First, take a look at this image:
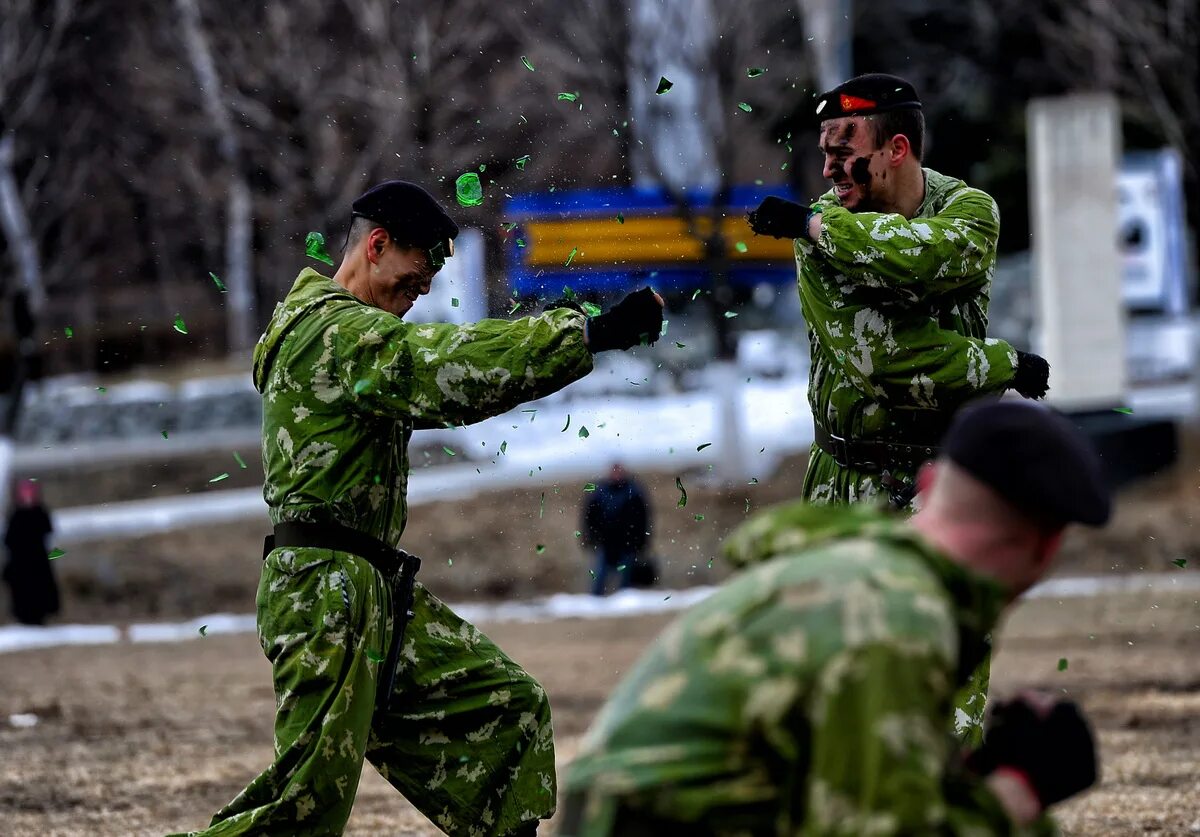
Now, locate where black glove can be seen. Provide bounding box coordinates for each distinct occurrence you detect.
[965,697,1097,807]
[747,196,812,240]
[542,297,584,315]
[585,287,664,353]
[1011,350,1050,400]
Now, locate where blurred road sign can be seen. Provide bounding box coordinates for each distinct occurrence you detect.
[1119,149,1189,315]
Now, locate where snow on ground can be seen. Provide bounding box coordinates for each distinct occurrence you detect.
[49,377,812,543]
[3,572,1196,656]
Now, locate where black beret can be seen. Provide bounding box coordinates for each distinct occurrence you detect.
[351,180,459,263]
[943,399,1111,527]
[815,73,922,119]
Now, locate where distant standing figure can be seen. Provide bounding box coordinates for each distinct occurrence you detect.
[3,479,60,626]
[583,464,651,596]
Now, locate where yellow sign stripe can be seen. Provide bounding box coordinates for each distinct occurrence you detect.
[522,215,795,267]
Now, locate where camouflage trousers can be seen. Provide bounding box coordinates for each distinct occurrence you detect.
[803,444,992,746]
[801,444,918,508]
[176,547,556,836]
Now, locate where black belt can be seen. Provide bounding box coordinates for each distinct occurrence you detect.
[813,424,939,473]
[264,521,421,716]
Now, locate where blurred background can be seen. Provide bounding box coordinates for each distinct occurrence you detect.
[0,1,1197,834]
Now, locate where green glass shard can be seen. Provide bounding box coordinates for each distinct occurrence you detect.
[209,271,227,292]
[198,625,208,636]
[304,231,335,265]
[173,314,188,334]
[455,172,484,207]
[1113,407,1134,414]
[539,491,545,518]
[578,426,590,438]
[96,386,107,393]
[737,102,753,112]
[747,67,767,77]
[724,311,738,318]
[442,446,456,456]
[64,326,73,338]
[515,154,531,170]
[748,477,759,485]
[501,222,518,232]
[161,430,169,439]
[616,213,624,224]
[581,301,601,317]
[557,92,579,102]
[536,544,546,554]
[521,55,535,71]
[697,442,711,451]
[561,414,571,432]
[509,300,521,315]
[691,289,702,301]
[565,246,578,266]
[451,297,460,307]
[516,238,526,248]
[233,451,247,469]
[1173,558,1187,568]
[499,441,507,454]
[675,476,688,507]
[735,241,748,253]
[674,341,686,349]
[48,548,66,560]
[209,472,229,483]
[656,76,673,94]
[353,379,370,394]
[583,482,597,492]
[694,514,705,521]
[1057,658,1068,671]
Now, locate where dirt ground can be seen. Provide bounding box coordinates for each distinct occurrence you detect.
[16,429,1200,625]
[1,589,1197,836]
[4,429,1198,833]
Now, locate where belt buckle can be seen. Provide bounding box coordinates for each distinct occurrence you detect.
[828,431,850,468]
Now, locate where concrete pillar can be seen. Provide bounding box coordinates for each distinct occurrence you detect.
[1027,94,1126,410]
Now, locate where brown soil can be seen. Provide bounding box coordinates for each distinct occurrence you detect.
[15,427,1200,626]
[1,590,1197,835]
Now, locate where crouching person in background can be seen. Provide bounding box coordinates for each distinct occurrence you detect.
[561,399,1109,836]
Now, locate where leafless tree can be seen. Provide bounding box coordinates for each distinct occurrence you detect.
[174,0,256,352]
[0,0,78,315]
[1038,0,1200,179]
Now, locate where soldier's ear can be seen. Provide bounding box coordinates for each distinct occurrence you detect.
[889,133,912,166]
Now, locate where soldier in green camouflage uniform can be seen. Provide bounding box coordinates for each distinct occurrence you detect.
[750,74,1050,507]
[172,181,663,837]
[561,400,1110,836]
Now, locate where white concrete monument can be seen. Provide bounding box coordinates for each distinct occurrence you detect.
[1027,94,1127,410]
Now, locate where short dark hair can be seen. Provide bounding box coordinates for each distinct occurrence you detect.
[868,109,925,161]
[345,215,376,251]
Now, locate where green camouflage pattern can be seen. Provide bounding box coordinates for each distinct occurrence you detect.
[177,268,593,836]
[255,268,593,547]
[563,502,1050,836]
[798,169,1019,505]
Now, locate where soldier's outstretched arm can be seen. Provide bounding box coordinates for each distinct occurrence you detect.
[808,187,999,302]
[330,288,662,429]
[801,297,1018,405]
[796,642,1026,835]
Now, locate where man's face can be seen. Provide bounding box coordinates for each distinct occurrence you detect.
[818,116,890,212]
[367,232,436,318]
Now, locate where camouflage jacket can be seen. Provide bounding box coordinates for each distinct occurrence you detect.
[564,502,1041,836]
[251,268,593,547]
[799,168,1018,445]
